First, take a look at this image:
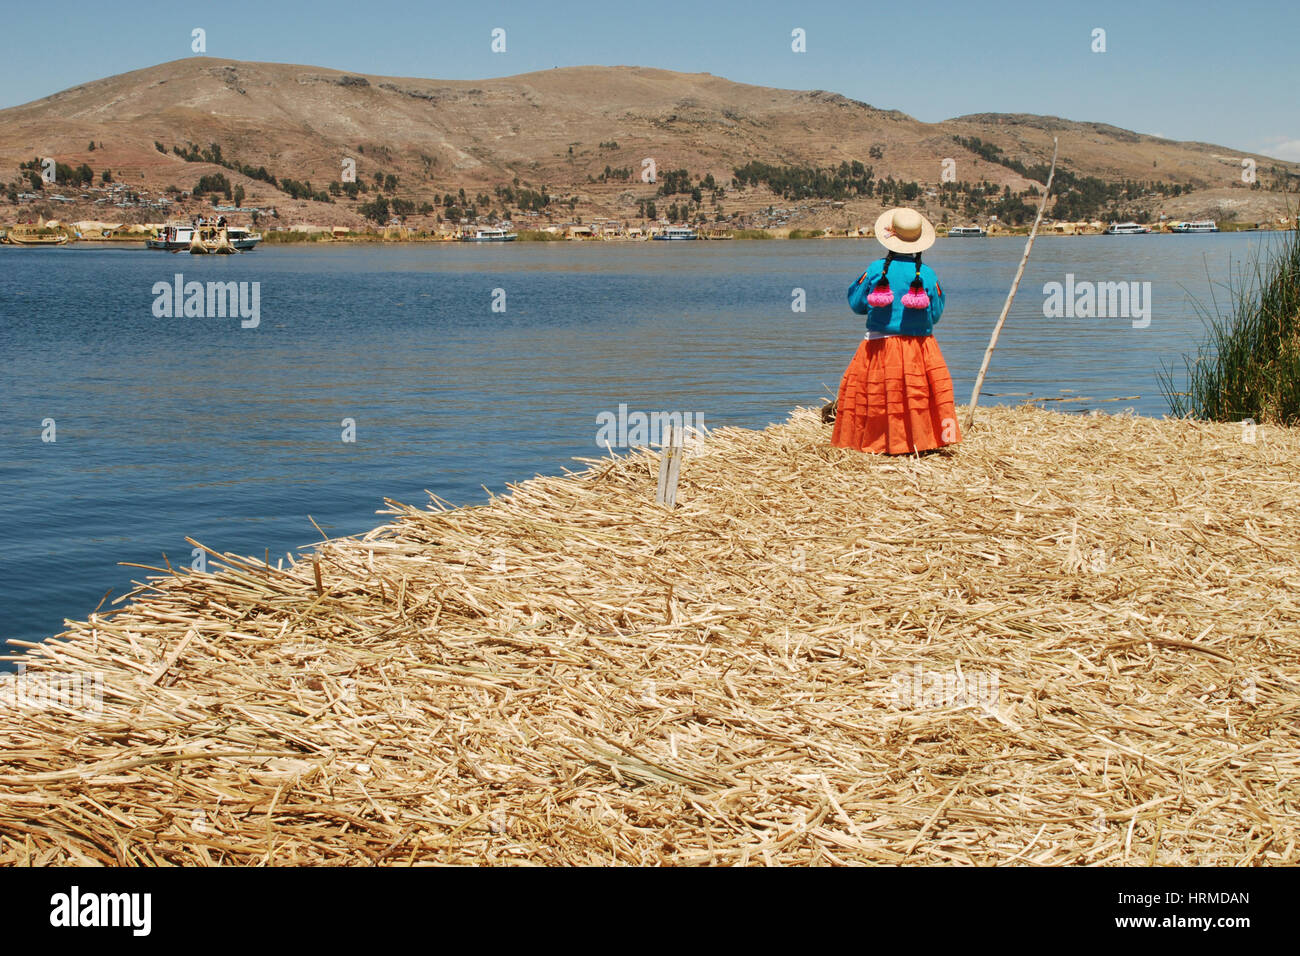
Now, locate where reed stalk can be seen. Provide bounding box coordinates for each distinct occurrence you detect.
[1160,221,1300,423]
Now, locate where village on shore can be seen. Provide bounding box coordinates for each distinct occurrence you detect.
[6,211,1294,246]
[3,173,1294,246]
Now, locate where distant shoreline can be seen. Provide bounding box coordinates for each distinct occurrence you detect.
[6,225,1284,250]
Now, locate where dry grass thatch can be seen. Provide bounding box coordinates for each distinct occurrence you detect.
[2,404,1298,865]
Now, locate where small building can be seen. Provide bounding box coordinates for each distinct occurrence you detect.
[589,218,624,237]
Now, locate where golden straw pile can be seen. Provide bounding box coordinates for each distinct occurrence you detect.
[2,405,1298,865]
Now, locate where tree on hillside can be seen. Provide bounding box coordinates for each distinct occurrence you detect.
[195,173,233,199]
[359,196,390,223]
[656,169,692,196]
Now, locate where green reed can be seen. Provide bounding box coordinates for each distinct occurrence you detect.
[1160,223,1300,424]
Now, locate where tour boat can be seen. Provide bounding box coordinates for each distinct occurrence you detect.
[653,226,699,240]
[1105,222,1150,235]
[226,226,263,250]
[150,222,259,251]
[947,226,986,237]
[1169,220,1219,233]
[147,223,193,250]
[460,227,517,242]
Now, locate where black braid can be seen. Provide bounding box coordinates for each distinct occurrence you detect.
[911,252,924,289]
[876,251,896,286]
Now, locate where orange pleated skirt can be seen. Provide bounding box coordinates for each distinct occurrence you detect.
[831,335,962,454]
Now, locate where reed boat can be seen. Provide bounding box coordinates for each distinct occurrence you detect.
[189,224,237,254]
[4,224,71,245]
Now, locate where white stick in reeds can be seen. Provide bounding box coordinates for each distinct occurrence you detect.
[655,424,683,507]
[965,137,1060,431]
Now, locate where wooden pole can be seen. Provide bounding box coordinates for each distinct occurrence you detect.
[965,137,1059,431]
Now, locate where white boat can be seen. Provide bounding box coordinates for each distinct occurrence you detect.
[1169,220,1219,233]
[226,226,263,250]
[1105,222,1150,235]
[149,220,260,251]
[460,227,517,242]
[947,226,986,237]
[147,223,193,250]
[653,226,698,240]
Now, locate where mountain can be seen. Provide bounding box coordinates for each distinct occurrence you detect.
[3,57,1296,230]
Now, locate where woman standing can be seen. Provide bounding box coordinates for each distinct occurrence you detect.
[831,207,962,454]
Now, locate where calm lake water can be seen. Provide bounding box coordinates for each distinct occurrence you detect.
[0,234,1277,649]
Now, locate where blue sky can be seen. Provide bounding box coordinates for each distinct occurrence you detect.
[3,0,1297,159]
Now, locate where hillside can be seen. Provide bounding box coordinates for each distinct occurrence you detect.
[3,58,1296,231]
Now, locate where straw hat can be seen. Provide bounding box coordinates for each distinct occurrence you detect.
[873,207,936,254]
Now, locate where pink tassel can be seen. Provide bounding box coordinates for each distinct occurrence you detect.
[866,286,894,307]
[901,290,930,309]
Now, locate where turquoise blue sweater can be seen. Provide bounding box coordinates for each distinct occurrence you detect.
[847,255,945,336]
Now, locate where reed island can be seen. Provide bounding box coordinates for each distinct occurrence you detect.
[2,401,1297,865]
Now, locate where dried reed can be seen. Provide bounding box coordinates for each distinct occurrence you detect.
[1,404,1297,866]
